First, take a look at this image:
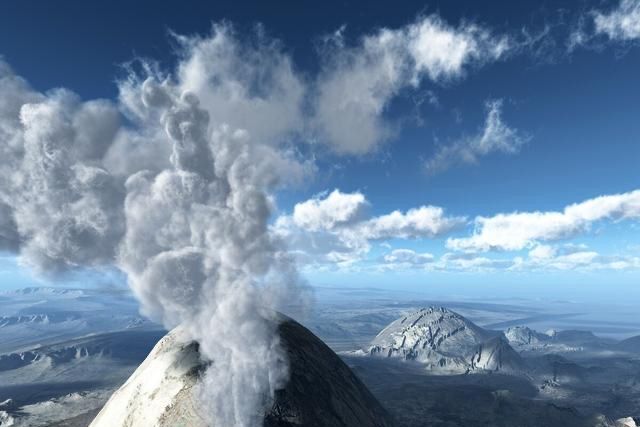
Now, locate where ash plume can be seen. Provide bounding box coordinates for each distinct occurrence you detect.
[119,79,310,425]
[0,24,311,427]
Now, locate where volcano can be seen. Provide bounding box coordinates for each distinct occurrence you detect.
[90,316,393,427]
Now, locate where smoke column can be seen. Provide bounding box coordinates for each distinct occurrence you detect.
[119,80,309,426]
[0,25,311,426]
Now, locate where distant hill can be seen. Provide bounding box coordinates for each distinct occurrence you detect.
[366,306,525,373]
[616,335,640,353]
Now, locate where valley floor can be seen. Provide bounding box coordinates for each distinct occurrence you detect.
[1,286,640,426]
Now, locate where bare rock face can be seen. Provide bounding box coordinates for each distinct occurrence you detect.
[469,335,526,372]
[90,317,393,427]
[504,326,550,347]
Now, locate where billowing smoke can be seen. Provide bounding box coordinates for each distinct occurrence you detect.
[119,79,310,425]
[0,24,311,426]
[0,61,124,273]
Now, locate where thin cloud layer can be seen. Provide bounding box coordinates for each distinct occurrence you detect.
[382,249,435,269]
[512,243,640,271]
[447,189,640,252]
[379,244,640,273]
[424,100,529,174]
[568,0,640,50]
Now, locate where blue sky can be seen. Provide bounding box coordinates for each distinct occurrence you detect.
[0,0,639,301]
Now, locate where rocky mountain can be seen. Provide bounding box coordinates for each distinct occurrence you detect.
[469,335,526,372]
[505,326,551,347]
[366,306,524,373]
[90,316,393,427]
[505,325,615,355]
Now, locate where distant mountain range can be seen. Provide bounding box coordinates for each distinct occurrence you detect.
[504,325,619,355]
[364,306,640,377]
[2,289,640,427]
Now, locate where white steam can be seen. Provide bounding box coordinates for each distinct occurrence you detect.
[0,24,310,427]
[119,81,308,426]
[0,62,124,273]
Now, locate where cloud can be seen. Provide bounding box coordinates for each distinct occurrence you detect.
[447,189,640,252]
[379,243,640,273]
[594,0,640,41]
[568,0,640,50]
[381,249,435,269]
[435,252,513,272]
[360,206,464,239]
[528,243,558,260]
[0,62,125,274]
[275,189,464,267]
[314,15,511,154]
[515,243,640,271]
[292,189,369,231]
[173,24,307,145]
[424,99,529,174]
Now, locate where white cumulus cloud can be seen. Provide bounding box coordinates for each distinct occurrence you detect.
[360,206,463,239]
[292,189,369,231]
[274,189,464,267]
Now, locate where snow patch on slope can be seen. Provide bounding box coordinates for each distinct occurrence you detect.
[90,327,205,427]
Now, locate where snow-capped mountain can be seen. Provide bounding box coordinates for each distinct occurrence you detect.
[367,306,523,373]
[91,316,393,427]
